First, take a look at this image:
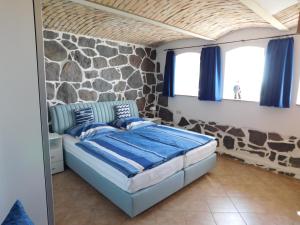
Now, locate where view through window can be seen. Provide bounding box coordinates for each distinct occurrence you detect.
[174,52,200,96]
[223,46,265,102]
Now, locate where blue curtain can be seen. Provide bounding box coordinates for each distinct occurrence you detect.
[198,46,222,101]
[163,51,175,97]
[260,37,294,108]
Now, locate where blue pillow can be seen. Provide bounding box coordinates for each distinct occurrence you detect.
[65,122,106,137]
[74,107,94,126]
[114,104,131,119]
[2,200,34,225]
[109,117,144,129]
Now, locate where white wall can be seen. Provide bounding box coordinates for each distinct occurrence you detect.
[0,0,49,224]
[157,28,300,137]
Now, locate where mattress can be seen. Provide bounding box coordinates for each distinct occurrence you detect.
[184,140,217,168]
[63,135,184,193]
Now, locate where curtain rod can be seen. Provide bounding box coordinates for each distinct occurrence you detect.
[164,33,299,51]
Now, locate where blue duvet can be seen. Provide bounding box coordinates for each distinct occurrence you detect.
[75,123,214,177]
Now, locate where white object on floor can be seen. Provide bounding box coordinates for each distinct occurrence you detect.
[49,133,64,174]
[63,134,184,193]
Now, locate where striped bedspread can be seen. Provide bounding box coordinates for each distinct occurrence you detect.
[76,124,214,177]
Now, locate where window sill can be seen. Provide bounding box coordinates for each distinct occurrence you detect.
[170,96,300,107]
[173,95,259,103]
[174,94,198,97]
[222,98,259,103]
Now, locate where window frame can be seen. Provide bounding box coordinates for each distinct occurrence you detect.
[173,51,201,97]
[171,41,271,103]
[296,92,300,106]
[222,43,267,103]
[296,81,300,105]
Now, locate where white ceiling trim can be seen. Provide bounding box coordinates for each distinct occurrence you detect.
[69,0,215,41]
[255,0,297,15]
[239,0,288,30]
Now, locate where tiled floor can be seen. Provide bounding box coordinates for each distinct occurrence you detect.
[53,155,300,225]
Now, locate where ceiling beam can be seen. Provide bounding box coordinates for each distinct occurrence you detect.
[69,0,215,41]
[239,0,288,30]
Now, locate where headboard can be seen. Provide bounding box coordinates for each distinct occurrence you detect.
[49,100,139,134]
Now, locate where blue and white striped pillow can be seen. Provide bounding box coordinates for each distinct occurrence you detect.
[114,104,132,119]
[74,107,94,126]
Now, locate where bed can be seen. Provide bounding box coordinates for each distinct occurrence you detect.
[50,100,217,217]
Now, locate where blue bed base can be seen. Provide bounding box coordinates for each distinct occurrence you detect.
[65,150,216,217]
[184,154,217,186]
[50,100,217,217]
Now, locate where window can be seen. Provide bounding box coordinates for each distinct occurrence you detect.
[174,52,200,96]
[223,46,265,102]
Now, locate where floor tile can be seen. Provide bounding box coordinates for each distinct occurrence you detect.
[213,213,246,225]
[53,155,300,225]
[230,197,270,213]
[240,213,278,225]
[185,212,216,225]
[155,211,186,225]
[91,209,127,225]
[206,197,237,212]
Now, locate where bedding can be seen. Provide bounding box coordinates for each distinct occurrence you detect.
[109,117,148,129]
[114,104,131,119]
[112,118,217,168]
[128,122,215,153]
[65,122,108,138]
[73,122,214,177]
[74,107,94,125]
[75,125,182,177]
[63,134,184,193]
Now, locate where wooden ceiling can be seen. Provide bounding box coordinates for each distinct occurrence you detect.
[42,0,299,46]
[275,4,300,29]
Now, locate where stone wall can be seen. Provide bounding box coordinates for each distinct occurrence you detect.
[164,115,300,178]
[44,29,163,118]
[154,74,300,178]
[42,30,300,179]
